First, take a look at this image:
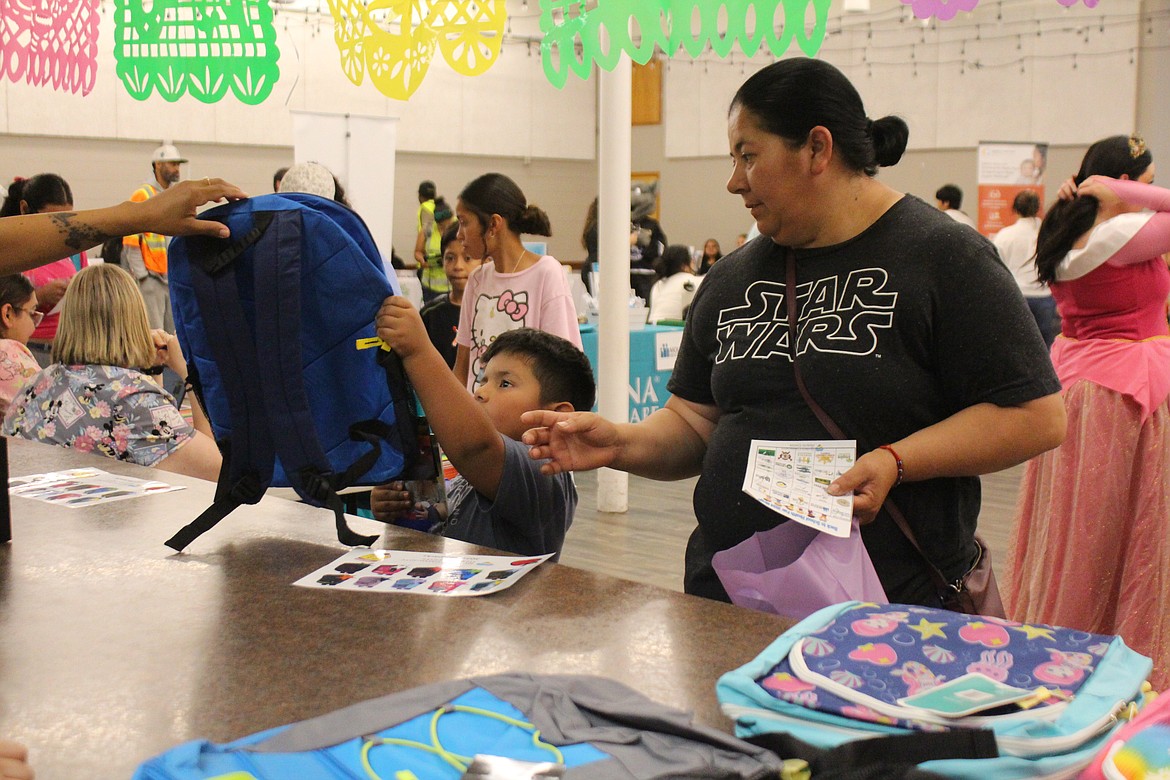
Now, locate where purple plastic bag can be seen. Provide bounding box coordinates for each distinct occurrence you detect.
[712,520,887,621]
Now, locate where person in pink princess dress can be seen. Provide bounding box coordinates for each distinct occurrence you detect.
[1007,135,1170,687]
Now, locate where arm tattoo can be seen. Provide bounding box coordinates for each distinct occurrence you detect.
[51,212,109,252]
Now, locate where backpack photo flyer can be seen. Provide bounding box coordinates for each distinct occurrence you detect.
[294,549,554,597]
[741,440,856,537]
[8,468,183,509]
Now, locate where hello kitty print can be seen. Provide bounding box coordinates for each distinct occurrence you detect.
[757,602,1117,730]
[468,289,530,386]
[456,257,583,393]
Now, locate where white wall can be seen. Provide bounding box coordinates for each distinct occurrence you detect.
[0,133,599,265]
[0,1,594,157]
[665,0,1142,157]
[2,0,1165,263]
[1137,0,1170,153]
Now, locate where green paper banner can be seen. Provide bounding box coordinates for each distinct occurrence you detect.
[540,0,831,88]
[114,0,279,103]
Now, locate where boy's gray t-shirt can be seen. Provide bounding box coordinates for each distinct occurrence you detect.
[439,435,576,558]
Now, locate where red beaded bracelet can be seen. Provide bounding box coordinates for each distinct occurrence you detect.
[878,444,904,486]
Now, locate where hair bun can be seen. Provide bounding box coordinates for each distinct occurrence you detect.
[871,116,909,168]
[516,204,552,237]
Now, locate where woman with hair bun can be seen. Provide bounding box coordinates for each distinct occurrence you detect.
[453,173,581,392]
[523,58,1065,606]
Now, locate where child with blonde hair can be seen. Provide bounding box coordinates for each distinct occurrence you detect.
[3,264,221,480]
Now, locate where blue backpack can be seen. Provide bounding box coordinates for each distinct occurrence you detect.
[166,192,422,551]
[718,601,1152,780]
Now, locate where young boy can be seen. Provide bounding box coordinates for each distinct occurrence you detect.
[420,225,481,368]
[371,299,595,558]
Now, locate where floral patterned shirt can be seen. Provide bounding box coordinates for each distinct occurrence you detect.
[2,364,193,467]
[0,340,41,407]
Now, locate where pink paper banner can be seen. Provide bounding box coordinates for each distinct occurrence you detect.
[902,0,1096,20]
[0,0,100,95]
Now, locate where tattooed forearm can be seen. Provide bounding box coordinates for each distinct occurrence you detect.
[51,212,109,252]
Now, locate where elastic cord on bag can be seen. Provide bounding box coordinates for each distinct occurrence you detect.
[359,703,565,779]
[878,444,904,487]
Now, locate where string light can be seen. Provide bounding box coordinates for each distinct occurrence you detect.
[253,0,1170,86]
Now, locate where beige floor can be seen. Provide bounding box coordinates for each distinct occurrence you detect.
[560,464,1024,594]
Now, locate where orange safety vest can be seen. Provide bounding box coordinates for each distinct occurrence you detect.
[123,184,168,275]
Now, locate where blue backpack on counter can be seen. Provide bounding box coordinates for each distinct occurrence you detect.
[166,192,420,551]
[132,673,785,779]
[717,601,1152,780]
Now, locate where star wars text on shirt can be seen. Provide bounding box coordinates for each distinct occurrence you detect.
[714,270,898,364]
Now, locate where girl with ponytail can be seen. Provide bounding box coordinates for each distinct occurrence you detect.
[453,173,581,391]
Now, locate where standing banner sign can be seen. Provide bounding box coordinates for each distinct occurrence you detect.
[977,142,1048,237]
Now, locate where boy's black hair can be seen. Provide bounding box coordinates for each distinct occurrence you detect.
[481,328,595,413]
[440,223,460,256]
[935,184,963,210]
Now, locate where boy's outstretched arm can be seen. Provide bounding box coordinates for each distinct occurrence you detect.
[376,296,505,499]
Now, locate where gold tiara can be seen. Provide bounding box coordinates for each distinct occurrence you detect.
[1129,135,1147,159]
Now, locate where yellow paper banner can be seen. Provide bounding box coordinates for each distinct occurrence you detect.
[325,0,505,100]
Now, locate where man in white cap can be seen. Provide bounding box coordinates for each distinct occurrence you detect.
[122,142,188,331]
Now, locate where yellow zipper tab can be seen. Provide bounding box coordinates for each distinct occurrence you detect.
[356,337,391,351]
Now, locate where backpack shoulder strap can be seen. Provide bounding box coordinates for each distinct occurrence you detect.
[165,211,281,551]
[167,205,379,550]
[246,205,377,546]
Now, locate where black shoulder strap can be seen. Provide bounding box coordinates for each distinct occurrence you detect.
[744,728,998,780]
[167,208,379,550]
[784,249,955,598]
[166,215,278,551]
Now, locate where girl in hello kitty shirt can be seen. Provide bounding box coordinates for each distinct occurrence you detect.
[453,173,582,392]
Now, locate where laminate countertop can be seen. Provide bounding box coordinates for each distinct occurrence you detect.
[0,438,792,777]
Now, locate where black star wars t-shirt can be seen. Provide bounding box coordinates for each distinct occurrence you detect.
[668,195,1060,604]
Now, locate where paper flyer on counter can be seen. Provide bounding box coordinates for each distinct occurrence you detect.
[742,440,857,537]
[8,467,184,508]
[294,549,554,596]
